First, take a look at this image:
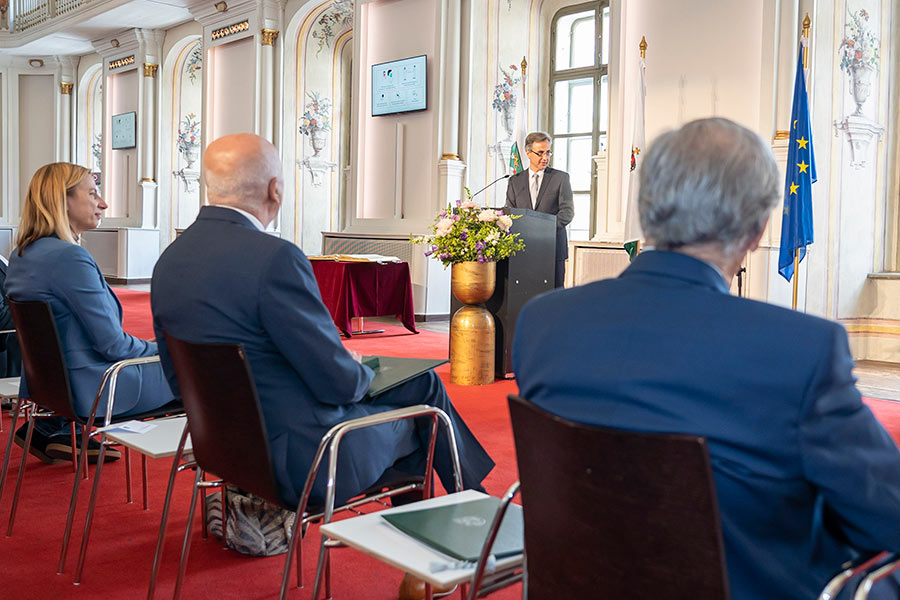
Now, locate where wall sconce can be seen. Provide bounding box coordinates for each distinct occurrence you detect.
[214,1,227,12]
[110,38,120,48]
[28,59,43,68]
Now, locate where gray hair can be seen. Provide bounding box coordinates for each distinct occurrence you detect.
[525,131,551,152]
[638,118,780,259]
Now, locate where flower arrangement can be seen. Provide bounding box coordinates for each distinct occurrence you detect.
[839,8,879,75]
[492,64,520,114]
[176,113,201,156]
[299,92,332,136]
[411,190,525,268]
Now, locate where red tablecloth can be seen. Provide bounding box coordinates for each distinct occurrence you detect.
[311,260,418,337]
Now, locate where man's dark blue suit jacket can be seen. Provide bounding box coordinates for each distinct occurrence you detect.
[513,250,900,600]
[151,206,422,506]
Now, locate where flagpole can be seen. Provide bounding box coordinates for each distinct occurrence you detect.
[637,37,647,256]
[792,14,811,310]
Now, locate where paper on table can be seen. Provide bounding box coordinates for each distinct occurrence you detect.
[96,420,157,434]
[307,254,401,264]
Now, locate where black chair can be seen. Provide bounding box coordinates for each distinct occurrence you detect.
[157,333,463,600]
[506,394,730,599]
[0,299,180,582]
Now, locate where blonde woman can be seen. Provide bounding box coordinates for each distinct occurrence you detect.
[5,163,173,463]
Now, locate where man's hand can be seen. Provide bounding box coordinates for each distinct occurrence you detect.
[348,349,363,363]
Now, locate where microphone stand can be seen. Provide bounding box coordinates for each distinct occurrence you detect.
[469,174,511,201]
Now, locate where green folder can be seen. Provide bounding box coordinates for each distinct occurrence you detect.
[382,497,524,562]
[363,356,448,397]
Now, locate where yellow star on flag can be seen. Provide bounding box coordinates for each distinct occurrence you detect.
[797,137,808,150]
[789,182,799,195]
[797,161,809,174]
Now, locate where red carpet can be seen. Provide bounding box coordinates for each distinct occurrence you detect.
[0,289,521,599]
[5,289,900,599]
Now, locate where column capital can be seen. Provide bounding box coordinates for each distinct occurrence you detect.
[261,28,279,46]
[143,62,159,77]
[60,82,73,94]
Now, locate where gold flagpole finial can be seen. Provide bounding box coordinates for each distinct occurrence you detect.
[520,57,527,82]
[802,14,811,69]
[639,36,647,59]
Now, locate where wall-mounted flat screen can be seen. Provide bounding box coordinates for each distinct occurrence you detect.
[111,112,137,149]
[372,55,427,117]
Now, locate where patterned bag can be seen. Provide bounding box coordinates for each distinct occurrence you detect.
[205,485,296,557]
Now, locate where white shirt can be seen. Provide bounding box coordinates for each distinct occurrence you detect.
[218,205,266,232]
[529,168,544,210]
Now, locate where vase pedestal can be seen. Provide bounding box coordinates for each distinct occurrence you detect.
[449,262,496,386]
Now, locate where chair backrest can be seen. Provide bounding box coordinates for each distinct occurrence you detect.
[163,332,282,506]
[507,394,730,599]
[8,299,77,421]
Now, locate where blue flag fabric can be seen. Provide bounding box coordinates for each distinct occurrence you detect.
[778,46,817,282]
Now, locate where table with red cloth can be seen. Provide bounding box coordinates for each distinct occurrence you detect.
[310,260,418,337]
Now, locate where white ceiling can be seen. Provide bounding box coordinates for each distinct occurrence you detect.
[0,0,200,56]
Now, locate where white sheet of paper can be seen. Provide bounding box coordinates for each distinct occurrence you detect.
[96,420,157,434]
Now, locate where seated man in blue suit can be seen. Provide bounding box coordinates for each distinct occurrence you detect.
[513,118,900,599]
[151,133,493,515]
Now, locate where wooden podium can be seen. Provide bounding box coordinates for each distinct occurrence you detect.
[450,208,556,378]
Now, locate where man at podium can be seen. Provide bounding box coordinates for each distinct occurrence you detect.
[504,131,573,288]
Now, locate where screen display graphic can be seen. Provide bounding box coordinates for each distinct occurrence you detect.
[372,55,427,117]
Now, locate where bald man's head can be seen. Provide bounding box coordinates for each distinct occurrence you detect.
[203,133,283,224]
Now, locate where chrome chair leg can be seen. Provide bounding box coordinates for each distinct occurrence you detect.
[173,468,203,600]
[200,471,208,540]
[125,446,133,504]
[279,508,307,598]
[69,422,78,473]
[311,535,330,600]
[142,454,149,510]
[7,408,36,536]
[147,426,190,600]
[0,397,25,507]
[74,433,110,584]
[59,423,94,574]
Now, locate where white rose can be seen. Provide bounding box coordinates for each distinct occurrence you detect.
[477,209,498,222]
[460,201,478,209]
[498,215,513,231]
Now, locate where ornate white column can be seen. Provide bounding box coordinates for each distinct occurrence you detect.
[139,61,159,227]
[141,62,158,181]
[259,28,279,142]
[56,55,78,162]
[59,82,73,162]
[135,28,164,228]
[440,0,461,161]
[438,0,464,210]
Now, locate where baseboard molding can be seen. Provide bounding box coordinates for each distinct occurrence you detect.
[105,277,152,285]
[416,313,449,322]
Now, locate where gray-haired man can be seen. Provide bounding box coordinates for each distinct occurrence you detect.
[513,118,900,599]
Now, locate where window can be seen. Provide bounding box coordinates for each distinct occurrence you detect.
[550,1,609,241]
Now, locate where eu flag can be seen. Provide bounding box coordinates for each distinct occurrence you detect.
[778,46,817,282]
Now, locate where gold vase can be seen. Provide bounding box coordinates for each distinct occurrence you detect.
[450,261,496,385]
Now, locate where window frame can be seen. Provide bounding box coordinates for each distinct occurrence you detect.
[549,0,610,241]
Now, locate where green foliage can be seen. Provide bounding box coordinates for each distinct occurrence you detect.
[411,189,525,268]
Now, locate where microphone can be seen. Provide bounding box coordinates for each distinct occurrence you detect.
[469,174,511,200]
